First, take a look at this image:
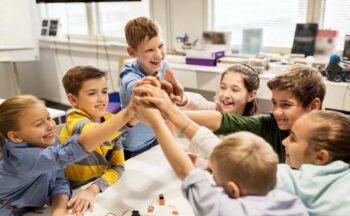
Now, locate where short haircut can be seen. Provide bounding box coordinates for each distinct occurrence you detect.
[210,131,278,195]
[62,66,106,96]
[0,95,42,139]
[304,110,350,163]
[124,16,160,50]
[267,64,326,108]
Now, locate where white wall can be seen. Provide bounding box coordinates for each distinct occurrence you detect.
[0,0,207,104]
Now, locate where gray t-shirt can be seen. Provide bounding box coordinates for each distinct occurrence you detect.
[182,169,308,216]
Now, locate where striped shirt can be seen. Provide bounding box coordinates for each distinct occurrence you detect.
[59,109,125,192]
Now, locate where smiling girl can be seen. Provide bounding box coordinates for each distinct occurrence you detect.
[177,64,260,116]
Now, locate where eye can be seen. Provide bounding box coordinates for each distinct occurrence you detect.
[289,135,296,142]
[281,103,292,108]
[88,92,95,96]
[47,116,52,121]
[159,44,164,49]
[35,122,43,127]
[102,90,108,94]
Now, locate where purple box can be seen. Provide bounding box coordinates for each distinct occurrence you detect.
[186,58,217,66]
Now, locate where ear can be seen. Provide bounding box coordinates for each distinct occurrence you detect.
[314,149,331,165]
[67,93,78,108]
[127,46,136,57]
[226,180,241,198]
[308,98,321,111]
[7,131,23,143]
[248,90,257,102]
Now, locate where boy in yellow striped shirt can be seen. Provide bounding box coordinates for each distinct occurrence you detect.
[60,66,128,215]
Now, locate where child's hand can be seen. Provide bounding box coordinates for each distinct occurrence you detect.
[163,68,184,102]
[68,185,99,216]
[133,96,163,126]
[133,84,175,116]
[135,76,161,88]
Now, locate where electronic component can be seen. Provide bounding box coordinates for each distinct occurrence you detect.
[159,194,165,205]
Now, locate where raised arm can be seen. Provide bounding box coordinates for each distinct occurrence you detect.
[132,99,194,180]
[78,103,134,152]
[183,110,222,131]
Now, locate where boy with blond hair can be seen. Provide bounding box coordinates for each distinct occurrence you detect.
[120,16,183,159]
[60,66,130,215]
[129,87,307,215]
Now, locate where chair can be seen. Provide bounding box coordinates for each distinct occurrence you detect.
[107,92,121,114]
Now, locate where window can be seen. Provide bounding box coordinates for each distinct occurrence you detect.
[96,0,150,37]
[320,0,350,50]
[39,3,88,35]
[212,0,308,48]
[38,1,150,39]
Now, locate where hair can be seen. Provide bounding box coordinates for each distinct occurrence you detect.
[62,66,107,96]
[267,64,326,108]
[220,64,260,116]
[124,16,160,50]
[305,111,350,163]
[210,131,278,196]
[0,95,42,139]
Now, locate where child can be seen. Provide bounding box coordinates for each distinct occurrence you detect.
[277,110,350,215]
[130,93,308,216]
[177,64,260,116]
[120,16,182,159]
[0,95,134,216]
[182,64,326,162]
[60,66,127,215]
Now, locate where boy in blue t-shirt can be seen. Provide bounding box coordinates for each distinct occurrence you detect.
[120,16,182,159]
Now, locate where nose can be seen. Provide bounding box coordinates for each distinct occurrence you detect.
[155,48,162,60]
[282,137,288,147]
[273,106,283,117]
[223,89,231,98]
[47,119,56,131]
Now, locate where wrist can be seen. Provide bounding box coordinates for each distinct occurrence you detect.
[87,184,100,196]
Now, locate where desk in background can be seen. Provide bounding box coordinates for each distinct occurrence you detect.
[26,145,194,216]
[170,62,350,112]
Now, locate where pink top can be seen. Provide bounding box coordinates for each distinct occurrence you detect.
[178,92,220,111]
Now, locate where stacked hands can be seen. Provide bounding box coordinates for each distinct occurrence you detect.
[131,68,208,169]
[131,68,184,124]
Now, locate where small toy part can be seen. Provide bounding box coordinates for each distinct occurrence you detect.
[172,210,179,215]
[131,210,140,216]
[147,205,154,213]
[159,194,165,205]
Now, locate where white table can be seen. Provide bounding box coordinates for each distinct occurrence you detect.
[26,145,195,216]
[0,98,66,123]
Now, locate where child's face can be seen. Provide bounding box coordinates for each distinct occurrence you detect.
[282,115,317,168]
[129,35,166,75]
[217,72,254,115]
[72,77,109,122]
[271,89,310,130]
[15,102,56,147]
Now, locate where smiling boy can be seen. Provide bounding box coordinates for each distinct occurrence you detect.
[119,17,169,159]
[185,64,326,162]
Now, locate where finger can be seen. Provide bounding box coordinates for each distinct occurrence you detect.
[72,199,82,214]
[161,80,174,95]
[68,197,76,208]
[74,201,84,215]
[80,201,90,215]
[141,77,161,88]
[90,200,94,212]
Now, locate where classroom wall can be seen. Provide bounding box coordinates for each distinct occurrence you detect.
[0,0,207,104]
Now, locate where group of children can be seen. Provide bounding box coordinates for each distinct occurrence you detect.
[0,16,349,216]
